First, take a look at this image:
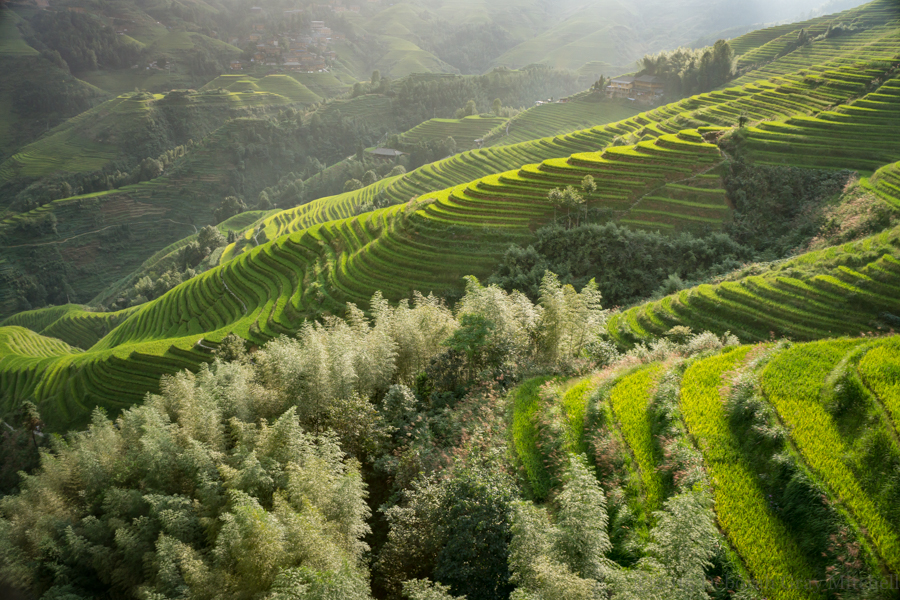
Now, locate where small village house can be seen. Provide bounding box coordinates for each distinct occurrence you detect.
[606,76,635,99]
[633,75,664,104]
[366,148,407,160]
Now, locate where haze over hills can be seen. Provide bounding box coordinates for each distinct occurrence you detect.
[1,0,900,599]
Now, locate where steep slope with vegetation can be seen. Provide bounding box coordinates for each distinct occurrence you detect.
[3,284,899,598]
[1,1,900,431]
[4,3,900,599]
[0,66,586,318]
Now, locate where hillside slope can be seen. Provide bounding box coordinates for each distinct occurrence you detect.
[224,15,900,259]
[2,122,899,429]
[1,2,899,431]
[514,336,900,598]
[0,86,313,206]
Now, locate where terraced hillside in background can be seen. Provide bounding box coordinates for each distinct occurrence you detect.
[1,1,900,431]
[213,0,898,261]
[197,73,323,104]
[0,115,303,315]
[486,98,642,146]
[0,86,314,200]
[0,14,108,163]
[732,0,899,73]
[515,335,900,599]
[226,28,900,259]
[2,125,899,430]
[4,0,895,310]
[399,116,505,150]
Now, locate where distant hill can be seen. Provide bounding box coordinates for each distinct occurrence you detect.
[488,0,873,72]
[0,66,585,316]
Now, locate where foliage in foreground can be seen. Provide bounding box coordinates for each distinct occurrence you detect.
[0,271,611,599]
[507,456,720,600]
[0,366,372,600]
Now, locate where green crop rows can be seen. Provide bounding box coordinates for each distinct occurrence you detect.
[0,326,81,361]
[0,85,305,187]
[608,224,900,345]
[487,99,642,147]
[733,0,900,84]
[515,336,900,597]
[200,73,321,104]
[761,339,900,571]
[858,337,900,431]
[681,347,818,600]
[608,364,665,511]
[0,9,39,56]
[862,160,900,208]
[511,376,554,498]
[0,304,140,350]
[400,115,505,149]
[742,76,900,172]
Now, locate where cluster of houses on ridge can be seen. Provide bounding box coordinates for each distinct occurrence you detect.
[230,15,341,73]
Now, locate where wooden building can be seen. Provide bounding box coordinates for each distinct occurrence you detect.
[606,76,635,99]
[633,75,664,104]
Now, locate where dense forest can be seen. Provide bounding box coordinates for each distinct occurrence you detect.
[24,12,145,73]
[636,40,736,99]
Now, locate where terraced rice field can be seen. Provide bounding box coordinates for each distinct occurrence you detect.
[732,0,900,76]
[680,347,818,600]
[5,117,895,431]
[399,116,504,150]
[733,36,900,92]
[510,376,555,499]
[316,94,393,122]
[0,304,84,334]
[858,336,900,432]
[742,76,900,172]
[200,74,321,104]
[230,42,900,253]
[35,307,139,350]
[0,94,129,183]
[620,170,730,232]
[0,9,38,56]
[4,0,900,434]
[608,364,666,511]
[524,333,900,597]
[0,87,300,186]
[862,159,900,208]
[607,225,900,345]
[288,72,350,98]
[728,17,832,57]
[0,115,292,307]
[761,339,900,571]
[0,326,80,361]
[487,99,642,147]
[12,72,900,424]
